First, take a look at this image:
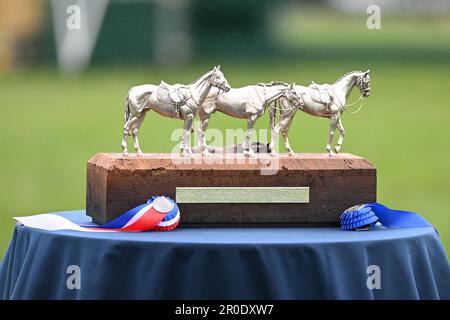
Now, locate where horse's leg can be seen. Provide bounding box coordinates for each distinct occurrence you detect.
[181,112,194,157]
[326,115,339,157]
[122,116,138,156]
[270,112,293,156]
[121,123,130,156]
[198,110,211,156]
[269,121,281,156]
[244,114,257,157]
[131,111,147,156]
[281,114,295,156]
[334,118,345,153]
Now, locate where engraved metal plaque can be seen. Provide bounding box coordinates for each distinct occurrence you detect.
[176,187,310,204]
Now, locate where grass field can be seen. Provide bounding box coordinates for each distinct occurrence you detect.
[273,8,450,53]
[0,59,449,258]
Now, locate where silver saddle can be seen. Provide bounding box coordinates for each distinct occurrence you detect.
[309,81,333,106]
[157,81,191,105]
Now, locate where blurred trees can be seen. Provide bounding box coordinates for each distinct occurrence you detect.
[0,0,44,71]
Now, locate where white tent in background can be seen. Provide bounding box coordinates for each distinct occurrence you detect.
[51,0,110,73]
[50,0,192,73]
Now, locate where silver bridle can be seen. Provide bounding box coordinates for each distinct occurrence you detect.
[356,75,371,97]
[210,72,230,93]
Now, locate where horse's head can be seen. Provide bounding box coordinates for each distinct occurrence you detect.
[209,65,231,92]
[285,83,304,107]
[356,70,371,97]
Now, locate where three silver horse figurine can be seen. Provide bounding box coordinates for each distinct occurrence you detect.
[122,66,371,157]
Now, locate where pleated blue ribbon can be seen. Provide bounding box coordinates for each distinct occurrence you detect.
[340,202,436,234]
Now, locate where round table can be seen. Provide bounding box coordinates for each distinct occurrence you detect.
[1,210,449,299]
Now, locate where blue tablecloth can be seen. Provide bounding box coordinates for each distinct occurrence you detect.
[1,210,449,300]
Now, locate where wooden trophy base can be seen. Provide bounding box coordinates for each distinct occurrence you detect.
[86,153,376,226]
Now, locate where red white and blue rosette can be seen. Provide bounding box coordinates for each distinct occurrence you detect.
[89,196,180,232]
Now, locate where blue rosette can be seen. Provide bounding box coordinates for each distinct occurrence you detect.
[340,204,378,231]
[340,202,435,233]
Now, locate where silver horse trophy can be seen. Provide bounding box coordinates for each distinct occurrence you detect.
[269,70,371,156]
[122,66,231,156]
[197,81,304,156]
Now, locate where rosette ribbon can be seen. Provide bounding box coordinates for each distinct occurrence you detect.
[13,196,180,232]
[88,196,180,232]
[340,202,436,234]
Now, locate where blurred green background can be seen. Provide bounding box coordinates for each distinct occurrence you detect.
[0,0,449,258]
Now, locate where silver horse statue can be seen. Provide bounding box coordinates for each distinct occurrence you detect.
[198,81,304,156]
[269,70,371,156]
[122,66,231,156]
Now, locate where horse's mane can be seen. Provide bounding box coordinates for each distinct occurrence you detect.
[334,70,363,84]
[187,69,214,86]
[199,69,214,82]
[257,81,289,87]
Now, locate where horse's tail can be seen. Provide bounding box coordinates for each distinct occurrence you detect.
[124,93,131,125]
[269,99,277,131]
